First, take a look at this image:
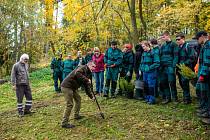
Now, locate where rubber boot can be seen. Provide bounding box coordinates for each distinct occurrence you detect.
[148,87,156,104]
[169,82,178,101]
[111,81,117,98]
[161,87,171,104]
[134,89,144,100]
[104,79,110,97]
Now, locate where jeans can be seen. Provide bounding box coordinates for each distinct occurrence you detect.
[94,71,104,94]
[143,71,157,96]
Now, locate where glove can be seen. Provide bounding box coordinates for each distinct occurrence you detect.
[144,66,150,72]
[110,64,116,68]
[51,69,54,74]
[194,63,199,74]
[199,75,205,82]
[126,71,131,76]
[88,79,91,84]
[139,70,142,76]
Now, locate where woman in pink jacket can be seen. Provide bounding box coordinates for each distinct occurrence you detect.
[92,47,105,96]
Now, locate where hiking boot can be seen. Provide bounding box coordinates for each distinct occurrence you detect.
[197,112,210,118]
[196,108,207,114]
[55,90,60,93]
[74,115,85,120]
[161,99,171,105]
[24,110,34,115]
[173,99,179,105]
[103,94,108,97]
[61,123,75,128]
[117,90,122,96]
[111,93,116,98]
[135,97,144,101]
[201,118,210,125]
[18,111,24,118]
[183,100,192,105]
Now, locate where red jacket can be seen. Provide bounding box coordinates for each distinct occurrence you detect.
[92,53,105,72]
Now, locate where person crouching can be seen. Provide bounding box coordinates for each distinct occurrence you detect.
[60,61,96,128]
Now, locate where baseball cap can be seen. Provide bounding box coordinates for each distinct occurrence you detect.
[194,31,208,40]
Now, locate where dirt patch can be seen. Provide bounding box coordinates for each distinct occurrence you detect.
[0,95,64,117]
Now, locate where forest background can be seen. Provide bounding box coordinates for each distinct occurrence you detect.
[0,0,209,77]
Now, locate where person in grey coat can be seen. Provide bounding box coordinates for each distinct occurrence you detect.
[11,53,33,117]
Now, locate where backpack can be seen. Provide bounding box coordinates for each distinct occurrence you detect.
[184,43,198,70]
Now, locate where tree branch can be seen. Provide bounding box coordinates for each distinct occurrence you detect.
[111,7,131,38]
[126,0,131,13]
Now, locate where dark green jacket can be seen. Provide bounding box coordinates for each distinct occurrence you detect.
[178,42,197,68]
[74,57,86,68]
[85,53,93,64]
[63,59,74,73]
[104,47,123,67]
[160,41,178,68]
[199,40,210,76]
[140,49,160,72]
[122,50,134,73]
[50,58,63,72]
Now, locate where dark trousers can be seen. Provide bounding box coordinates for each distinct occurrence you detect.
[177,73,191,101]
[104,79,117,96]
[53,72,63,92]
[16,85,32,113]
[196,81,208,110]
[159,67,177,100]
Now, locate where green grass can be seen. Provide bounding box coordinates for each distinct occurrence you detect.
[0,67,210,140]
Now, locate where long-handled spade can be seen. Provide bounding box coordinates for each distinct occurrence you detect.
[90,79,105,119]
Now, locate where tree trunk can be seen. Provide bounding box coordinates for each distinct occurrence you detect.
[138,0,147,38]
[14,21,19,62]
[127,0,139,44]
[90,0,100,46]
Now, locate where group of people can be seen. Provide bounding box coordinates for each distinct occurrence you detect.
[10,30,210,128]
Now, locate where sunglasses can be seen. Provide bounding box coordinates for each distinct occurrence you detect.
[176,38,181,41]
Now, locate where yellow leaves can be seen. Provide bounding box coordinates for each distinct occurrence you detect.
[44,0,54,28]
[205,18,210,32]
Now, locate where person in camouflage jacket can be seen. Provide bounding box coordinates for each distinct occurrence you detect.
[159,31,179,104]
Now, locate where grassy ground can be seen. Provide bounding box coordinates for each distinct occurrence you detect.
[0,67,210,140]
